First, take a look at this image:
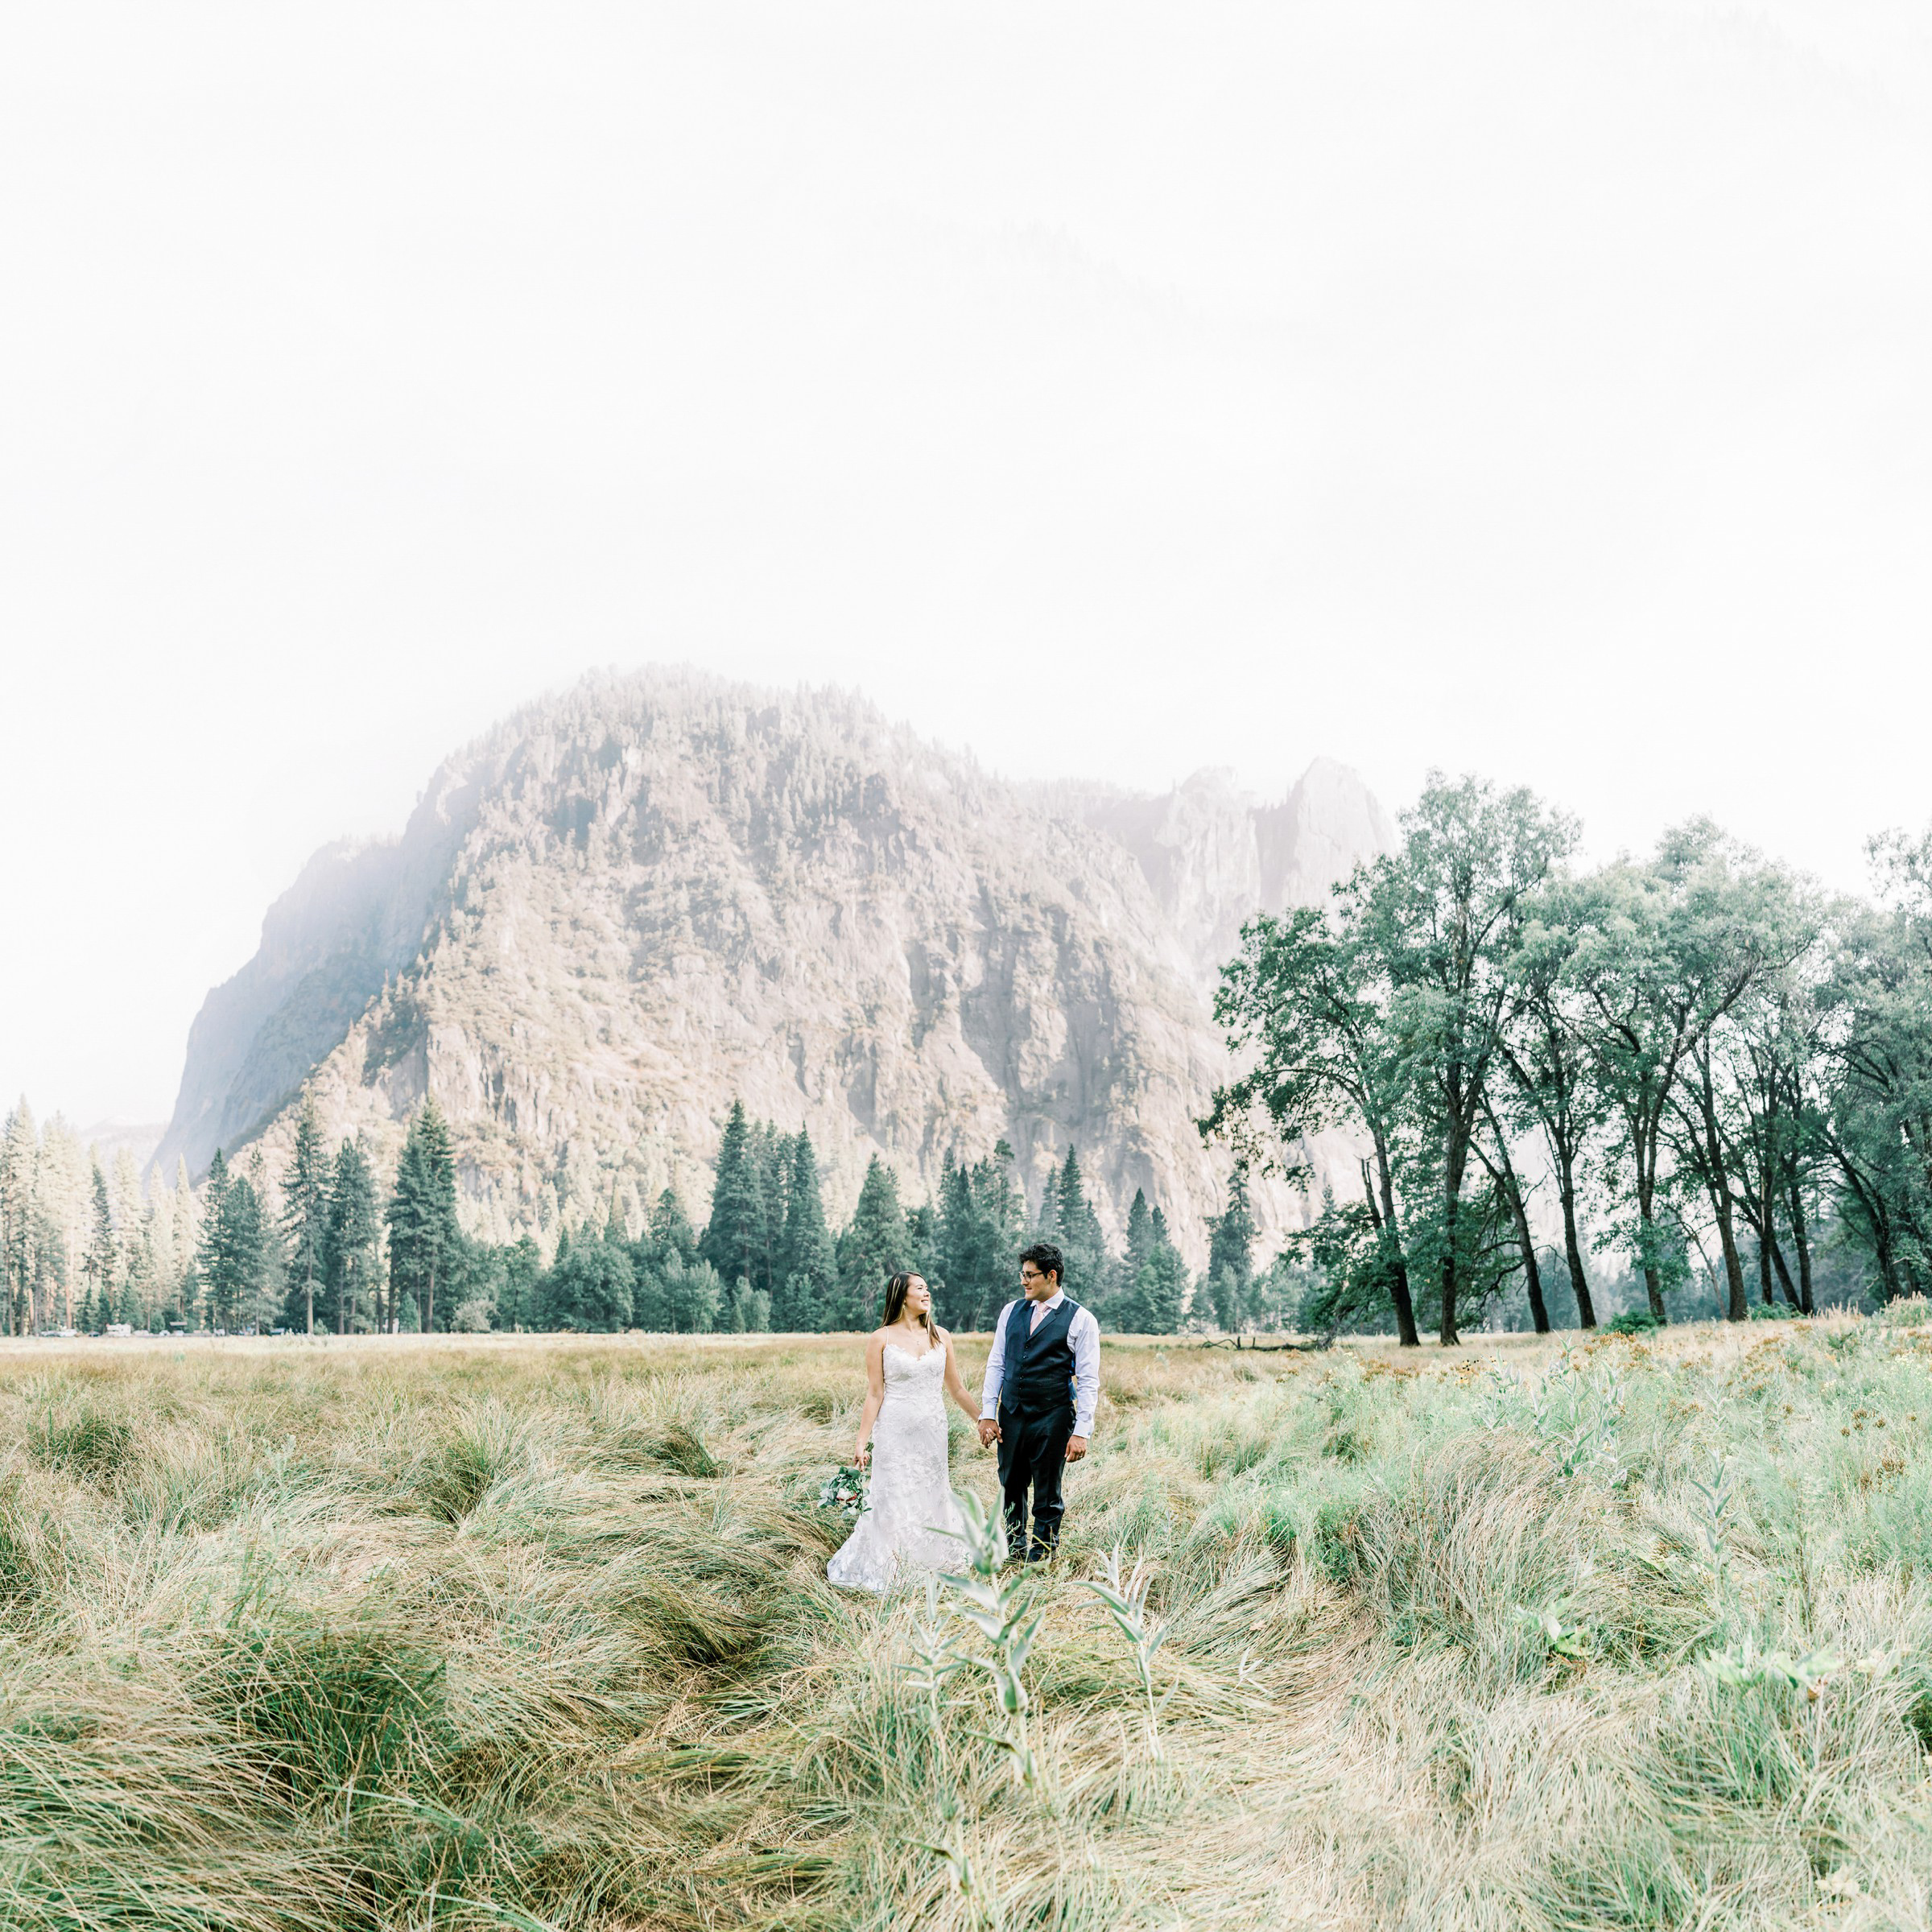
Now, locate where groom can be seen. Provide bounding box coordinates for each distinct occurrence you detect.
[976,1242,1100,1563]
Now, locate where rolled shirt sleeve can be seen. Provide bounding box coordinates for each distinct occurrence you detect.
[980,1303,1013,1418]
[1071,1308,1100,1437]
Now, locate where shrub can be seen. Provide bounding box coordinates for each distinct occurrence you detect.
[1603,1308,1662,1336]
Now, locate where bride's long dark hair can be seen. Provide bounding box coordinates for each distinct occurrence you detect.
[881,1272,936,1343]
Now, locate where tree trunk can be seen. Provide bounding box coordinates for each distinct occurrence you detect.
[1756,1129,1794,1307]
[1624,1097,1670,1323]
[1764,1224,1800,1308]
[1557,1150,1598,1328]
[1697,1063,1750,1321]
[1755,1191,1776,1306]
[1839,1157,1901,1301]
[1506,1181,1550,1334]
[1635,1174,1667,1323]
[1711,1177,1748,1320]
[1439,1120,1470,1348]
[1368,1139,1421,1348]
[1480,1112,1550,1333]
[1788,1181,1814,1313]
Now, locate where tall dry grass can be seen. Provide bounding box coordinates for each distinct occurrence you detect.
[3,1318,1932,1929]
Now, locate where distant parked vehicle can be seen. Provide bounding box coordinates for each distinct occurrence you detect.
[105,1323,133,1337]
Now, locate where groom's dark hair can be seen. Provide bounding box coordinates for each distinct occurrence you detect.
[1018,1242,1063,1286]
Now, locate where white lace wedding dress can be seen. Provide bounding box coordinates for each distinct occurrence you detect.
[828,1342,966,1593]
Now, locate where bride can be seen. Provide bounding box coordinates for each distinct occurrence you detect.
[828,1273,983,1594]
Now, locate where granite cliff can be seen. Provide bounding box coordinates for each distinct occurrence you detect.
[155,671,1393,1256]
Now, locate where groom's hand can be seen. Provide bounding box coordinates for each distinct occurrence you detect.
[1066,1435,1088,1463]
[976,1418,1001,1448]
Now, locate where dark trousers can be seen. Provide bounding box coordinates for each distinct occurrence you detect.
[997,1402,1074,1559]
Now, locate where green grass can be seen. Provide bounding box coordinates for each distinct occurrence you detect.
[4,1318,1932,1928]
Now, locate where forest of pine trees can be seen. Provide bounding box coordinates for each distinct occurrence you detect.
[0,1089,1221,1338]
[1,1101,200,1335]
[498,1110,1212,1337]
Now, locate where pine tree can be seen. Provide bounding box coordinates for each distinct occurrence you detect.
[246,1146,283,1331]
[753,1122,787,1290]
[326,1138,379,1333]
[281,1097,331,1334]
[1135,1231,1190,1335]
[1125,1188,1156,1280]
[1053,1146,1110,1305]
[35,1119,88,1327]
[109,1149,143,1296]
[832,1155,906,1330]
[28,1200,67,1336]
[171,1158,197,1327]
[935,1141,1026,1329]
[649,1187,698,1264]
[1207,1167,1257,1332]
[387,1100,460,1332]
[419,1100,460,1329]
[81,1158,115,1332]
[144,1173,175,1322]
[1118,1204,1187,1335]
[219,1174,267,1331]
[194,1150,230,1331]
[195,1155,266,1332]
[120,1210,155,1327]
[935,1154,978,1330]
[906,1201,942,1290]
[774,1128,836,1331]
[0,1100,35,1337]
[1032,1161,1061,1245]
[701,1100,771,1297]
[974,1142,1026,1323]
[498,1233,541,1331]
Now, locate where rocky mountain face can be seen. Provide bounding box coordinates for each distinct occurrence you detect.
[154,671,1393,1259]
[1045,761,1395,992]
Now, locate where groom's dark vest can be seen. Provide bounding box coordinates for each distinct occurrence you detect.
[999,1297,1081,1418]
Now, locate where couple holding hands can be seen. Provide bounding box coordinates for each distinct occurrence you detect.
[826,1242,1100,1594]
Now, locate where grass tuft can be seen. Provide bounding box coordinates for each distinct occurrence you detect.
[31,1406,134,1481]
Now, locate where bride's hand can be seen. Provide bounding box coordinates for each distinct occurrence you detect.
[854,1443,871,1468]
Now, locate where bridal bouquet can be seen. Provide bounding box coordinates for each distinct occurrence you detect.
[817,1463,870,1522]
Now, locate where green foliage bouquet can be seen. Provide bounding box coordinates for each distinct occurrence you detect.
[817,1463,869,1521]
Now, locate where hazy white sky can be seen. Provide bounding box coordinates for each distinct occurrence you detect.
[2,1,1928,1126]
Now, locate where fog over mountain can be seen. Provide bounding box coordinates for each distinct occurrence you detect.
[155,671,1392,1256]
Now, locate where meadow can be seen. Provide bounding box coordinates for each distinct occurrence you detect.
[4,1319,1932,1931]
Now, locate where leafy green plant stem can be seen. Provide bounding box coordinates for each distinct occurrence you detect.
[1083,1543,1177,1761]
[938,1489,1042,1790]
